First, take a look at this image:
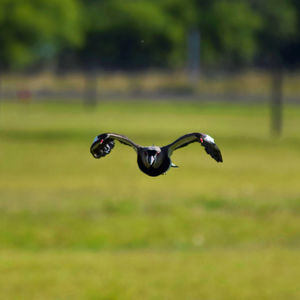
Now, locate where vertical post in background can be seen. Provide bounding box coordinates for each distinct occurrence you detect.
[85,69,98,106]
[187,29,200,84]
[0,70,1,101]
[0,69,1,128]
[270,67,283,136]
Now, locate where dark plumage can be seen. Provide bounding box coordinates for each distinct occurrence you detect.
[90,133,223,177]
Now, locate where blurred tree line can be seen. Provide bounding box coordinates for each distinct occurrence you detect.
[0,0,300,71]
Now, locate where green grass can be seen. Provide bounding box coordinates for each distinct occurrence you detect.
[0,100,300,299]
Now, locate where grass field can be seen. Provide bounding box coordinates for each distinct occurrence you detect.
[0,100,300,299]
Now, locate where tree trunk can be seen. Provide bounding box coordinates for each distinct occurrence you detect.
[187,29,200,84]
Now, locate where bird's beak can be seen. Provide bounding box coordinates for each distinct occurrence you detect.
[148,155,155,166]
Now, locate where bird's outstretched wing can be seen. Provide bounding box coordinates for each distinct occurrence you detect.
[90,133,140,159]
[163,132,223,163]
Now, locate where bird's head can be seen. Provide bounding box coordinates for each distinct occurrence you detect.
[140,146,161,168]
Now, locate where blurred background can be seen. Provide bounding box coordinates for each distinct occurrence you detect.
[1,0,300,109]
[0,0,300,299]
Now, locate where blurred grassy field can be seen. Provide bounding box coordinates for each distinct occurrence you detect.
[0,100,300,299]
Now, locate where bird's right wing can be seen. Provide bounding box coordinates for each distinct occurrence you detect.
[90,133,140,159]
[163,132,223,163]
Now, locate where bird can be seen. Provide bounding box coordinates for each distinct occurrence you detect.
[90,133,223,177]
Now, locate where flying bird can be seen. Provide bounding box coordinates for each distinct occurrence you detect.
[90,133,223,177]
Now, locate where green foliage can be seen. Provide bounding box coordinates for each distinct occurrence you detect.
[197,0,262,64]
[0,0,83,69]
[81,0,188,68]
[0,0,300,69]
[251,0,298,63]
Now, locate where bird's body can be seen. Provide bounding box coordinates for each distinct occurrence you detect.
[90,133,223,177]
[137,146,171,176]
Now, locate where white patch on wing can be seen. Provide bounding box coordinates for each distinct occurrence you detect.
[93,136,99,143]
[204,135,215,144]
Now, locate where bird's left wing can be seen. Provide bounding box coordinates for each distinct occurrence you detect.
[90,133,140,159]
[163,132,223,163]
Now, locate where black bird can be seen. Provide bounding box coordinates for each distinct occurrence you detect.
[90,133,223,177]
